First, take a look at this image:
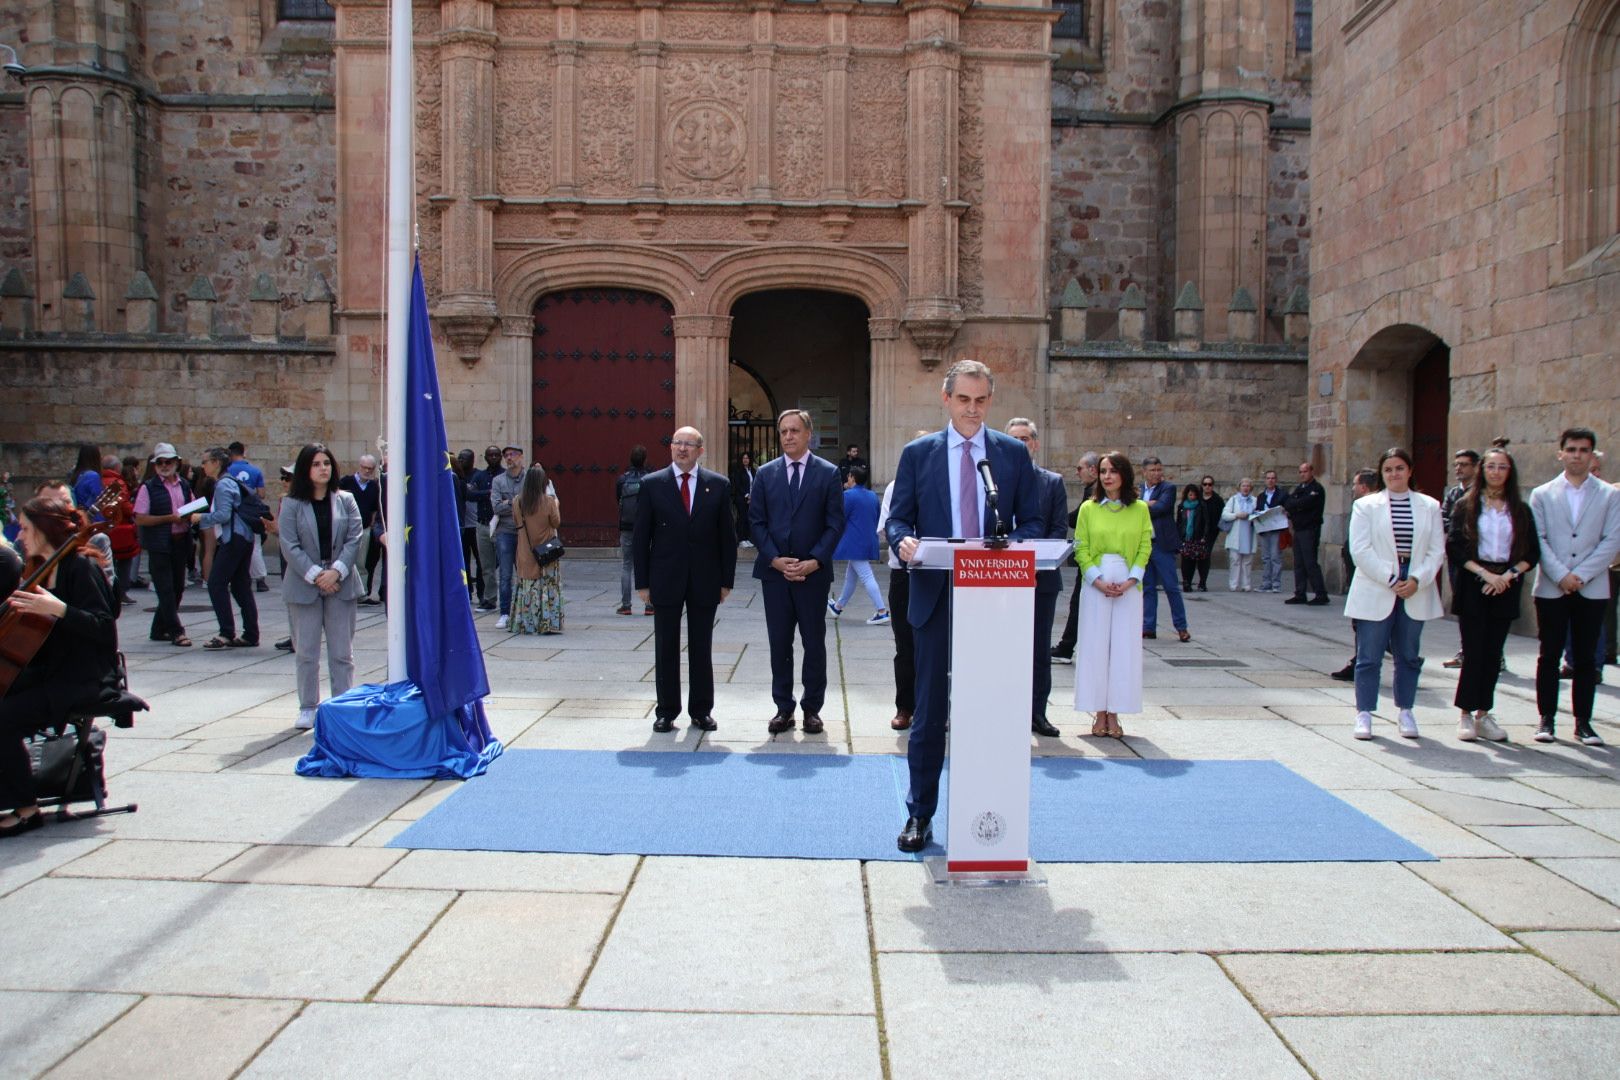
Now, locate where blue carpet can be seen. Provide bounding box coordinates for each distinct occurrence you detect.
[390,750,1433,863]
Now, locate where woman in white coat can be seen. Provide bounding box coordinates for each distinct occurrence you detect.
[1344,447,1446,740]
[1221,477,1258,591]
[280,443,365,730]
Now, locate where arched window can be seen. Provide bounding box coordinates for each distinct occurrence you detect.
[279,0,334,20]
[1562,0,1620,265]
[1295,0,1313,53]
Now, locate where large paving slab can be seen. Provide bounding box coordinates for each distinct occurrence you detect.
[580,856,874,1014]
[374,849,637,893]
[1275,1015,1620,1080]
[0,835,109,900]
[0,877,450,999]
[42,994,299,1080]
[1409,859,1620,930]
[376,890,618,1006]
[0,990,137,1080]
[203,844,404,886]
[1221,951,1613,1016]
[1517,930,1620,1000]
[48,839,247,881]
[881,952,1308,1080]
[867,862,1510,953]
[1331,790,1508,857]
[240,1002,882,1079]
[1537,858,1620,907]
[1397,787,1568,826]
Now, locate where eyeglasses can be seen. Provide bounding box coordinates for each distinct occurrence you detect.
[155,458,179,465]
[671,441,702,450]
[1202,481,1214,487]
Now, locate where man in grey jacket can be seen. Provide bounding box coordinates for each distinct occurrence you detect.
[489,445,526,629]
[1530,427,1620,745]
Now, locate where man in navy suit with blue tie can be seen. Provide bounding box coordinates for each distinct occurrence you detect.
[750,409,846,734]
[885,360,1044,853]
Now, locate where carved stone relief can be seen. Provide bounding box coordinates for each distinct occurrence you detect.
[849,58,905,200]
[344,8,387,39]
[775,13,825,46]
[578,10,636,40]
[849,16,905,47]
[957,63,985,313]
[495,65,552,197]
[961,20,1047,52]
[578,58,637,195]
[493,9,550,39]
[662,59,748,198]
[664,11,750,42]
[415,48,442,194]
[773,57,824,201]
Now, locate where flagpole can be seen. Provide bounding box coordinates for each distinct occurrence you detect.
[383,0,411,682]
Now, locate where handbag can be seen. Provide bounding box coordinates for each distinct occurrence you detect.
[28,727,107,803]
[520,512,564,568]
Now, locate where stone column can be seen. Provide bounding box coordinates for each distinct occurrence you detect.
[747,12,777,201]
[496,315,536,450]
[900,0,968,367]
[633,16,664,198]
[552,4,581,196]
[672,314,733,456]
[435,3,500,362]
[867,316,904,479]
[1171,0,1270,339]
[823,7,852,201]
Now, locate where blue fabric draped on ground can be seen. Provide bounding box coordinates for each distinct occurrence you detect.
[296,682,502,780]
[390,750,1434,862]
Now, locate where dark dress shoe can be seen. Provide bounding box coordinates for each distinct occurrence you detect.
[897,816,932,853]
[689,715,717,732]
[1142,630,1157,640]
[274,637,294,652]
[1284,595,1307,604]
[891,711,913,731]
[1307,596,1331,606]
[652,716,676,733]
[1329,662,1354,682]
[1032,717,1061,737]
[802,713,825,735]
[767,712,795,734]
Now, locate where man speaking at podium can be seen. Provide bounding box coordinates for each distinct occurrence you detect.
[884,359,1044,853]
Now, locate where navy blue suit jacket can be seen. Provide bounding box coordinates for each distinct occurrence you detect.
[884,427,1044,627]
[1143,481,1182,552]
[631,465,737,607]
[749,453,845,585]
[1034,467,1069,596]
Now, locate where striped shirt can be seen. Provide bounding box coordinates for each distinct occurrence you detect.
[1389,494,1413,559]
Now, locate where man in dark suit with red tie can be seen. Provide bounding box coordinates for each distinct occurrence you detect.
[633,426,738,733]
[749,409,846,735]
[885,360,1044,853]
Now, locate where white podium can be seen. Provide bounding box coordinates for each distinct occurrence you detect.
[910,538,1073,884]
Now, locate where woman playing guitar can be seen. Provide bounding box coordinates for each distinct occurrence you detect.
[0,495,119,837]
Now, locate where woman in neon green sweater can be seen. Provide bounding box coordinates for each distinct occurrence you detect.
[1073,452,1155,737]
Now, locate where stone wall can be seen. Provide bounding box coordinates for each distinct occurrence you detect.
[0,102,30,283]
[1311,0,1620,500]
[0,339,339,494]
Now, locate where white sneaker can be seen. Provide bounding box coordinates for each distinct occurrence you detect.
[1475,713,1507,741]
[495,614,509,630]
[1397,709,1420,739]
[1353,711,1374,740]
[866,610,891,626]
[296,708,316,730]
[827,600,843,618]
[1456,711,1478,742]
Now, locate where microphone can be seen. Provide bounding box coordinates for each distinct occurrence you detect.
[976,457,999,503]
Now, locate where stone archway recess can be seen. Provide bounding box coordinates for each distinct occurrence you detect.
[1342,323,1451,489]
[493,245,908,476]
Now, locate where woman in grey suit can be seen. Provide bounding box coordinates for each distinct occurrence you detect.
[281,443,365,730]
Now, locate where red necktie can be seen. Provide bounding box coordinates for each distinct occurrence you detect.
[681,471,692,515]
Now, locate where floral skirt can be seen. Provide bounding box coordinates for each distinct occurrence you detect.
[511,561,564,634]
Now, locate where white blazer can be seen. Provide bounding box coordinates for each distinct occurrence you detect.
[1529,475,1620,600]
[1343,489,1445,622]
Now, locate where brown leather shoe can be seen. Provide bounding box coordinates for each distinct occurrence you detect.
[891,711,913,731]
[767,712,795,734]
[802,713,825,735]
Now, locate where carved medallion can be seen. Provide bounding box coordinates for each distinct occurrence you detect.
[667,100,747,181]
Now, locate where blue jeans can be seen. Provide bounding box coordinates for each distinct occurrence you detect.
[1141,547,1188,632]
[836,560,884,612]
[496,531,518,615]
[1258,531,1283,591]
[1354,599,1425,712]
[619,530,634,608]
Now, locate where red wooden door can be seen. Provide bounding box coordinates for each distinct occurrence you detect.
[532,289,676,545]
[1410,342,1451,499]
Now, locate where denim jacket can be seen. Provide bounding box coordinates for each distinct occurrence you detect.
[195,474,247,543]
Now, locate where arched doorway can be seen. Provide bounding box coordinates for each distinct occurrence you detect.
[532,289,675,545]
[729,359,779,466]
[1343,323,1450,487]
[727,290,871,470]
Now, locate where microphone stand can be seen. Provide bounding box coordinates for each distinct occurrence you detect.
[983,490,1010,549]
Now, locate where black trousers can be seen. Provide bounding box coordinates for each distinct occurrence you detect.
[1181,553,1211,589]
[653,600,717,720]
[1453,579,1522,713]
[1033,580,1059,724]
[461,527,483,600]
[207,533,259,644]
[1292,527,1327,599]
[907,591,951,821]
[889,567,915,714]
[148,534,193,642]
[364,528,384,594]
[1536,594,1606,722]
[0,684,95,809]
[761,575,831,714]
[1054,570,1082,656]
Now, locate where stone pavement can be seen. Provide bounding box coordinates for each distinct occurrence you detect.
[4,555,1620,1079]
